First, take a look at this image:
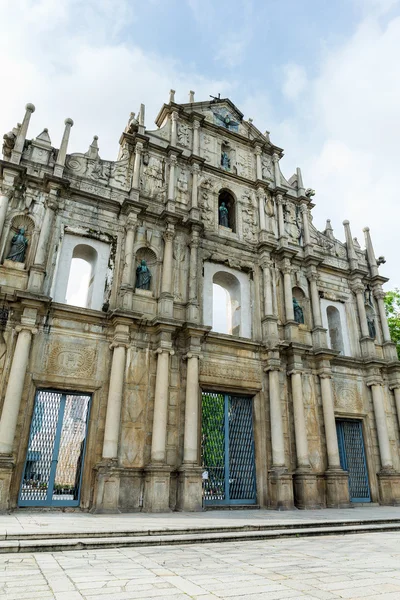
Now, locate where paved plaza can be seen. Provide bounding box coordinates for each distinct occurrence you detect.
[1,531,400,600]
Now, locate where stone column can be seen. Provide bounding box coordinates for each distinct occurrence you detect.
[0,190,12,243]
[131,141,143,189]
[262,261,273,316]
[308,270,327,348]
[28,191,58,293]
[170,110,178,147]
[120,214,137,310]
[282,261,295,322]
[266,356,294,509]
[255,146,262,180]
[343,220,358,271]
[159,224,175,317]
[183,353,200,464]
[352,281,370,339]
[290,371,310,468]
[272,152,281,186]
[370,382,393,470]
[10,103,35,165]
[0,324,36,454]
[392,385,400,432]
[187,229,200,322]
[190,163,200,209]
[300,203,311,247]
[257,189,266,231]
[192,119,200,155]
[374,287,391,343]
[319,370,350,507]
[167,155,177,202]
[276,194,286,240]
[102,345,127,459]
[54,118,74,178]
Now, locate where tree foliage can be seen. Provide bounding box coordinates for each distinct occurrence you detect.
[384,288,400,359]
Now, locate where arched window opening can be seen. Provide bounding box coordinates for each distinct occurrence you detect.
[212,272,241,336]
[65,245,98,308]
[327,305,344,355]
[218,189,236,232]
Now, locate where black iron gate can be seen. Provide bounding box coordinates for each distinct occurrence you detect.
[201,392,256,506]
[19,390,91,507]
[336,419,371,503]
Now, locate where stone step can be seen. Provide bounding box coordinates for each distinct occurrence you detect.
[2,516,400,542]
[2,521,400,554]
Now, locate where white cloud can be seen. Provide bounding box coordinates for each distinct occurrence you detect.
[282,64,308,101]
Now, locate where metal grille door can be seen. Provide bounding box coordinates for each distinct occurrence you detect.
[336,420,371,503]
[201,392,256,506]
[19,390,91,507]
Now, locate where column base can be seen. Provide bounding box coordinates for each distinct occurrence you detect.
[186,302,199,323]
[143,465,171,513]
[92,461,121,513]
[383,341,398,361]
[120,285,133,311]
[158,293,174,318]
[268,468,294,510]
[325,468,350,508]
[176,465,203,512]
[293,469,323,509]
[378,469,400,505]
[360,337,376,358]
[261,316,279,347]
[311,326,328,349]
[0,454,14,511]
[28,265,45,294]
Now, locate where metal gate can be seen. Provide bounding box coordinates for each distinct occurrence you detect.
[19,390,91,507]
[201,392,256,506]
[336,419,371,503]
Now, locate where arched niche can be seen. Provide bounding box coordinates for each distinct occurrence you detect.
[365,304,378,340]
[321,298,351,356]
[134,247,158,294]
[292,286,310,328]
[203,262,251,338]
[218,189,236,232]
[326,305,345,355]
[3,214,35,267]
[52,234,111,311]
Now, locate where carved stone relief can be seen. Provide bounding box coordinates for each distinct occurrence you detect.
[241,190,258,242]
[199,177,215,229]
[262,156,273,180]
[140,157,165,198]
[177,123,190,147]
[200,360,261,387]
[236,151,254,179]
[284,202,301,244]
[176,170,189,204]
[46,343,97,377]
[333,380,363,413]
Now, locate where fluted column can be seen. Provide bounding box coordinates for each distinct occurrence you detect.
[0,324,37,454]
[102,345,127,459]
[183,353,201,463]
[190,163,200,209]
[255,146,262,180]
[170,110,178,147]
[161,225,175,295]
[308,271,322,328]
[192,119,200,155]
[370,381,393,470]
[121,214,138,309]
[276,194,286,240]
[268,367,286,467]
[352,281,370,338]
[257,189,266,231]
[28,191,58,292]
[54,118,74,178]
[272,152,281,186]
[319,373,341,469]
[290,370,310,469]
[151,347,174,463]
[10,103,35,165]
[374,287,391,343]
[131,141,143,189]
[282,261,294,322]
[0,190,12,243]
[168,155,177,202]
[300,202,311,247]
[261,261,273,316]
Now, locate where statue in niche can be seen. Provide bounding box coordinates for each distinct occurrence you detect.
[262,157,273,180]
[177,171,189,203]
[219,202,229,228]
[293,298,304,324]
[135,259,151,290]
[367,314,376,339]
[6,228,28,263]
[221,151,231,171]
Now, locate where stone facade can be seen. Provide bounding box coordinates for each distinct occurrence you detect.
[0,93,399,512]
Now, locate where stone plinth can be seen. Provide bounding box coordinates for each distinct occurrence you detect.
[293,471,322,509]
[176,466,203,512]
[269,470,294,510]
[92,462,121,513]
[378,470,400,505]
[0,261,28,291]
[0,455,14,511]
[143,465,171,512]
[325,468,350,508]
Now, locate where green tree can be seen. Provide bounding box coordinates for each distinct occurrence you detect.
[384,288,400,359]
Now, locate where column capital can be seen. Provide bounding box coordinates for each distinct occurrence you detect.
[318,370,332,380]
[300,202,309,214]
[255,145,262,156]
[192,119,201,130]
[272,152,280,163]
[154,347,175,356]
[307,269,319,282]
[134,141,144,154]
[366,377,383,388]
[15,324,38,335]
[276,193,285,205]
[183,352,203,361]
[171,110,179,122]
[168,154,178,166]
[190,162,201,174]
[350,281,365,295]
[287,368,303,377]
[389,381,400,391]
[163,227,175,244]
[373,287,386,300]
[281,259,292,275]
[125,213,138,230]
[109,340,129,350]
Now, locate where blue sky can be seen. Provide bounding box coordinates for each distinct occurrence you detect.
[1,0,400,286]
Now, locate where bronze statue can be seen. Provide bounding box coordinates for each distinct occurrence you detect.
[221,151,231,170]
[293,297,304,324]
[135,259,151,290]
[219,202,229,228]
[367,314,376,339]
[6,228,28,263]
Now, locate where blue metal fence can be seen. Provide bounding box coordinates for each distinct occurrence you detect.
[336,419,371,502]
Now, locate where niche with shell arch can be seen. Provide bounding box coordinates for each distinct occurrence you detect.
[3,214,36,267]
[134,247,158,295]
[292,286,310,328]
[218,188,236,232]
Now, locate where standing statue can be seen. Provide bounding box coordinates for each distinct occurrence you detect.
[219,202,229,228]
[221,151,231,171]
[367,314,376,339]
[6,228,28,263]
[135,259,151,290]
[293,298,305,324]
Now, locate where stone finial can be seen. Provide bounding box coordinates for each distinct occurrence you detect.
[54,117,74,177]
[10,103,36,165]
[85,135,99,159]
[189,90,195,103]
[343,220,358,271]
[296,167,305,196]
[324,219,334,240]
[138,104,145,134]
[169,89,176,103]
[363,226,379,277]
[35,128,52,146]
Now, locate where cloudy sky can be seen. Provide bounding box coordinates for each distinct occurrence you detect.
[1,0,399,287]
